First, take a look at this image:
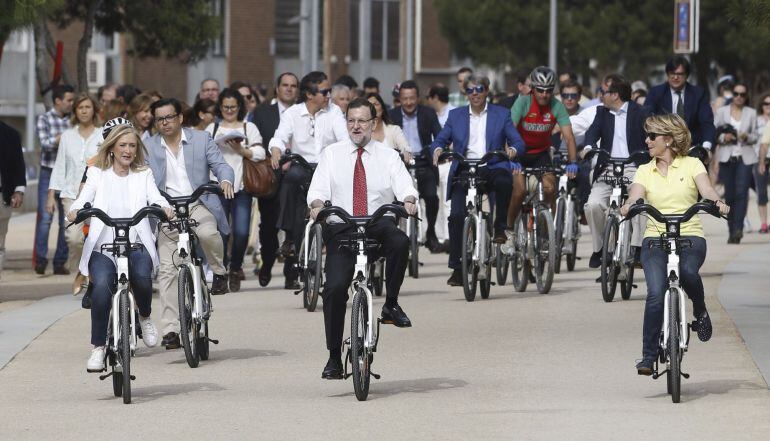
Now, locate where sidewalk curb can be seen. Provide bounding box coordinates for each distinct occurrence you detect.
[0,294,81,370]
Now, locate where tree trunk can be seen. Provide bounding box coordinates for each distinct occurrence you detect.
[76,0,99,93]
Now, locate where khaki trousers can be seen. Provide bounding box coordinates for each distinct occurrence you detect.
[158,203,225,335]
[584,167,645,253]
[61,198,85,272]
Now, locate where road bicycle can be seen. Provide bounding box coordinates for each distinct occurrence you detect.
[160,183,223,368]
[316,203,409,401]
[624,199,723,403]
[440,150,509,301]
[509,166,558,294]
[279,153,324,312]
[70,204,169,404]
[584,150,649,302]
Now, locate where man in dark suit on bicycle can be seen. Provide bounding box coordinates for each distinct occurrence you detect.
[308,98,418,380]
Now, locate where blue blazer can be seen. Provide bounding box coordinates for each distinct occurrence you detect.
[430,104,525,199]
[644,82,715,147]
[584,101,650,156]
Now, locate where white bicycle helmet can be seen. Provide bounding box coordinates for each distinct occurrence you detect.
[102,117,134,139]
[529,66,556,90]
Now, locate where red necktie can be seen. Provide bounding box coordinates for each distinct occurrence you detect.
[353,147,368,216]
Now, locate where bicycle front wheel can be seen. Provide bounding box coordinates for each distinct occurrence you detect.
[479,223,492,299]
[119,290,132,404]
[495,243,509,286]
[306,223,324,311]
[600,216,620,302]
[350,288,370,401]
[668,289,682,403]
[566,200,579,271]
[510,214,529,292]
[408,218,419,279]
[178,266,200,368]
[461,216,478,301]
[554,196,566,274]
[534,209,555,294]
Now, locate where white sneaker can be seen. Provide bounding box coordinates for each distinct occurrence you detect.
[205,265,213,284]
[139,317,159,347]
[87,346,106,372]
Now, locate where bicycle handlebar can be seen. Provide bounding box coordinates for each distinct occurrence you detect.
[624,199,723,225]
[70,204,169,228]
[438,150,509,166]
[279,153,315,170]
[583,149,650,165]
[316,203,408,228]
[160,182,223,207]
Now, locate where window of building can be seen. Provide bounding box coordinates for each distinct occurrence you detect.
[350,0,400,61]
[276,0,301,57]
[209,0,226,56]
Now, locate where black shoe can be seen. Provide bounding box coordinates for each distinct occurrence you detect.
[280,240,295,258]
[53,266,70,275]
[258,267,272,287]
[284,278,301,290]
[426,237,440,253]
[636,358,654,376]
[493,230,507,244]
[381,303,412,328]
[163,332,181,350]
[321,357,344,380]
[34,262,47,275]
[211,274,229,295]
[234,268,245,281]
[228,271,241,292]
[693,311,713,342]
[589,251,603,268]
[447,270,463,286]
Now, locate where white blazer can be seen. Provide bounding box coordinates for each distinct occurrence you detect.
[714,105,758,165]
[70,166,170,276]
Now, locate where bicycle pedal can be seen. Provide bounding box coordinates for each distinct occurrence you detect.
[681,371,690,379]
[98,371,112,381]
[632,284,638,289]
[208,338,219,344]
[129,375,136,380]
[370,372,381,380]
[293,289,302,295]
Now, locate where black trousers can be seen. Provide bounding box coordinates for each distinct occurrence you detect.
[257,192,296,279]
[414,157,439,243]
[321,218,409,350]
[277,165,313,252]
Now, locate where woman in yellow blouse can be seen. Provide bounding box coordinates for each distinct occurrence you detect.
[621,114,730,375]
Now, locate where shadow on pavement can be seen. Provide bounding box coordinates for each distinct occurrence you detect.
[168,348,286,365]
[126,382,227,403]
[329,377,468,400]
[645,378,766,403]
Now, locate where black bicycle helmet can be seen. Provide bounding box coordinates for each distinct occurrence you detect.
[102,117,133,139]
[529,66,556,90]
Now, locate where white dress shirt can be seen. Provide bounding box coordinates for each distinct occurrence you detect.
[670,87,684,114]
[49,125,103,199]
[307,138,418,219]
[162,130,195,197]
[467,104,488,159]
[437,103,455,128]
[267,102,348,163]
[609,102,630,158]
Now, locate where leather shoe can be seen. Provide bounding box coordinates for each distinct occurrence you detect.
[258,267,272,287]
[381,303,412,327]
[321,357,344,380]
[280,240,295,258]
[53,266,70,275]
[211,274,229,295]
[162,332,181,350]
[228,271,241,292]
[636,358,654,376]
[34,262,46,275]
[284,278,301,290]
[446,269,462,286]
[589,251,602,268]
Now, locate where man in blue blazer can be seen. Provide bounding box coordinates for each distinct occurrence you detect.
[644,56,715,150]
[145,98,235,349]
[430,75,525,286]
[582,74,649,268]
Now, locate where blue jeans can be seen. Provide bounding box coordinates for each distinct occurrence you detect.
[719,158,752,235]
[88,246,153,346]
[220,190,253,272]
[639,236,707,360]
[34,166,68,268]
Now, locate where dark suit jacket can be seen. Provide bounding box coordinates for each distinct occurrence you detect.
[388,104,441,152]
[253,103,281,152]
[584,101,650,157]
[0,121,26,205]
[644,82,715,147]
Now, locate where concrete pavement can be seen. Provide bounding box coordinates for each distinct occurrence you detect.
[1,212,770,440]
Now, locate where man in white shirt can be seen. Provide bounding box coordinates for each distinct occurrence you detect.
[581,75,649,268]
[307,98,418,379]
[268,71,348,289]
[145,98,235,350]
[426,84,455,250]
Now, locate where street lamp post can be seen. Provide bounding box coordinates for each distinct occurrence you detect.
[549,0,557,72]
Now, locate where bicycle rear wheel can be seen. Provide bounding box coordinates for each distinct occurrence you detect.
[668,289,682,403]
[408,217,419,278]
[306,224,323,311]
[350,288,370,401]
[178,265,200,368]
[621,262,635,300]
[495,244,509,286]
[554,196,566,274]
[480,225,492,299]
[600,216,620,302]
[461,216,478,301]
[511,214,529,292]
[109,352,121,397]
[566,200,579,271]
[119,290,131,404]
[534,209,555,294]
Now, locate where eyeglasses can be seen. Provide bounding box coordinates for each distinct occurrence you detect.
[763,102,770,106]
[346,117,374,127]
[561,93,579,100]
[465,85,485,95]
[316,88,332,97]
[154,113,178,124]
[668,71,687,78]
[647,132,665,141]
[534,87,554,94]
[733,92,748,97]
[222,105,239,111]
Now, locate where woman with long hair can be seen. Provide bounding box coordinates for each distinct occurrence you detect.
[366,92,411,162]
[753,92,770,233]
[183,98,216,130]
[127,93,155,140]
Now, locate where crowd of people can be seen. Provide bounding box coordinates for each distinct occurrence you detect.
[0,53,768,380]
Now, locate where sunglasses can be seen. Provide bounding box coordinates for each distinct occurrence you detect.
[733,92,748,97]
[465,85,485,95]
[316,88,332,97]
[561,93,579,100]
[647,132,665,141]
[535,87,554,94]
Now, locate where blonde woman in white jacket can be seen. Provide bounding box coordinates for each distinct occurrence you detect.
[66,123,174,372]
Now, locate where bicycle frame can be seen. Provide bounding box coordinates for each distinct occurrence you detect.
[351,236,379,352]
[465,171,489,278]
[109,255,137,354]
[661,239,688,351]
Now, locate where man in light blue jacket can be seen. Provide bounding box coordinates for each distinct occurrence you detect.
[145,98,235,350]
